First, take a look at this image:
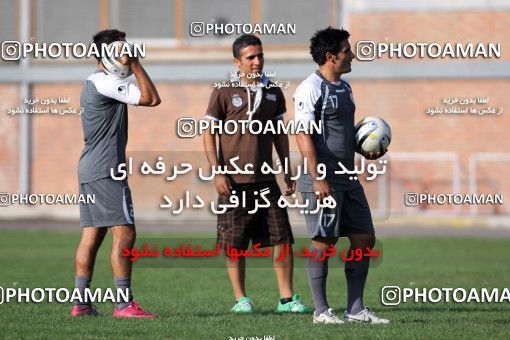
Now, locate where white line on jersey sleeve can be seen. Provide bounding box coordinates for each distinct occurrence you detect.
[89,73,141,105]
[293,75,321,124]
[204,114,221,122]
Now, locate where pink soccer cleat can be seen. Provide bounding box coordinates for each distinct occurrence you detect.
[70,305,99,317]
[113,301,157,319]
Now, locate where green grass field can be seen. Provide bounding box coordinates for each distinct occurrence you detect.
[0,230,509,339]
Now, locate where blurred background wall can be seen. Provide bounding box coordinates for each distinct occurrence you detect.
[1,0,509,226]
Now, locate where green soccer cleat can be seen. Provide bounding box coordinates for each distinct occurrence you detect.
[231,297,254,313]
[276,294,313,313]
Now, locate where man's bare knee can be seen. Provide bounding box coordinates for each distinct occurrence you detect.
[111,225,136,246]
[78,227,107,250]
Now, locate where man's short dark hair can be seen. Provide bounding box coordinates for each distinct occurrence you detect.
[232,34,262,59]
[310,27,350,65]
[92,29,126,61]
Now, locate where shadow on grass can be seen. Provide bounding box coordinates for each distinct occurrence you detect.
[191,310,314,317]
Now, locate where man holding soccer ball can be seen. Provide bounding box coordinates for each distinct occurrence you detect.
[294,27,389,324]
[71,29,160,318]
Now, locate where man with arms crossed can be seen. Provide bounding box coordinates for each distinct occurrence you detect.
[71,29,160,318]
[204,34,311,314]
[294,27,389,324]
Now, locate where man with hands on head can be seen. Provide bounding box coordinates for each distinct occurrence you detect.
[72,29,160,318]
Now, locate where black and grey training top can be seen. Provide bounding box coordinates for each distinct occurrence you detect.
[293,70,360,191]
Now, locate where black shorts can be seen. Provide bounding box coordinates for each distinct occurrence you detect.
[216,181,294,251]
[301,185,374,238]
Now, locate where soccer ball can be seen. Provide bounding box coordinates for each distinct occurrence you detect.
[355,116,391,157]
[101,41,133,78]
